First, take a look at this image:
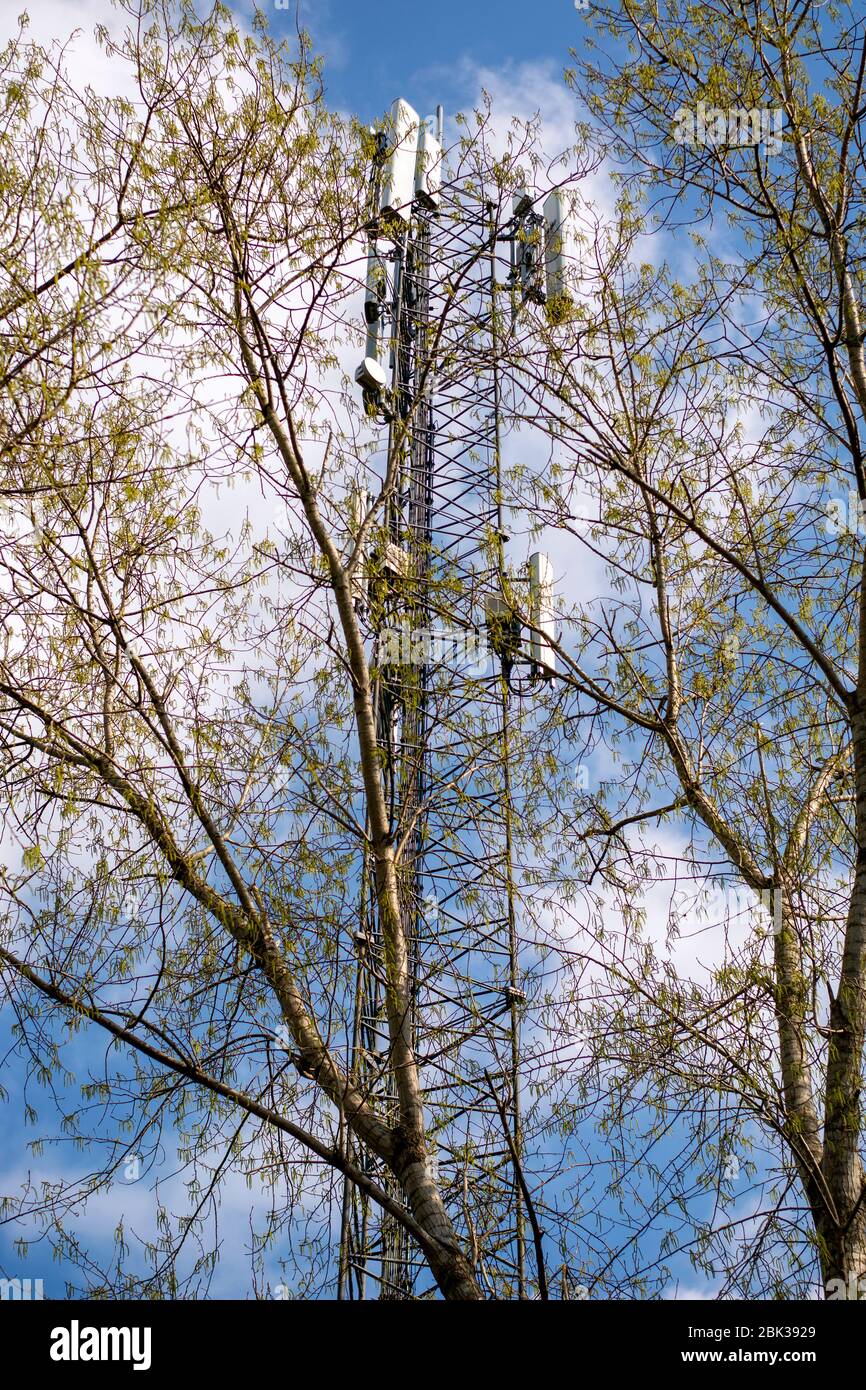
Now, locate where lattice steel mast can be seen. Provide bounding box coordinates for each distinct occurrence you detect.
[338,104,568,1299]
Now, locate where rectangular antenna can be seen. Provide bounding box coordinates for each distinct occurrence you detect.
[529,551,556,676]
[543,190,575,319]
[379,98,420,224]
[415,122,442,209]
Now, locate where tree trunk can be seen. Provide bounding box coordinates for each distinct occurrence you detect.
[817,1211,866,1299]
[818,706,866,1298]
[394,1141,483,1299]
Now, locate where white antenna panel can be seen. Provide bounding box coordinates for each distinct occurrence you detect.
[529,551,556,675]
[543,190,576,314]
[380,98,420,223]
[414,122,442,208]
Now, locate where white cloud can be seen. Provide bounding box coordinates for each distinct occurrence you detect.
[1,2,134,96]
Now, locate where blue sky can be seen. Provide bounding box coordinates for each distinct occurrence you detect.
[275,0,583,122]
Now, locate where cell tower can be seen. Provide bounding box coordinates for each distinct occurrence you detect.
[338,100,570,1299]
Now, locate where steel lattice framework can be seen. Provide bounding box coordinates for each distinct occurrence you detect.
[338,113,557,1297]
